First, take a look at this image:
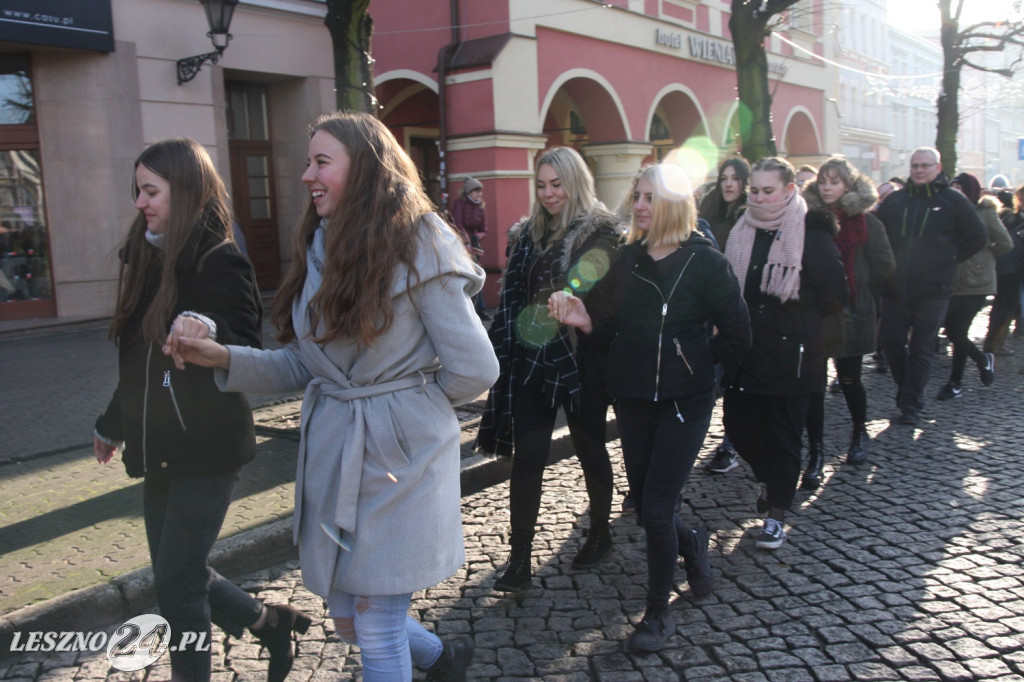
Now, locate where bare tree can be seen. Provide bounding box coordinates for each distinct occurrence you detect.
[729,0,801,162]
[325,0,375,113]
[936,0,1024,172]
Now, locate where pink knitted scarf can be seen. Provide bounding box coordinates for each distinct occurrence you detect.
[725,190,807,303]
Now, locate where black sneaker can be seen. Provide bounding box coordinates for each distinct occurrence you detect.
[706,445,740,473]
[936,381,963,401]
[681,528,714,598]
[755,518,787,550]
[898,409,921,426]
[426,634,475,682]
[572,526,612,569]
[979,352,995,386]
[626,606,674,653]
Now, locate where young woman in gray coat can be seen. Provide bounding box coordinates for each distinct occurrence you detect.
[801,158,895,479]
[166,112,499,682]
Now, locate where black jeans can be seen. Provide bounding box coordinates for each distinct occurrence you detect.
[944,294,988,384]
[509,380,613,545]
[879,296,950,413]
[806,355,867,441]
[144,470,263,681]
[723,390,810,512]
[615,397,711,608]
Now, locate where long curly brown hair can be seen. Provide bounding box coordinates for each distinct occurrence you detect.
[271,112,437,347]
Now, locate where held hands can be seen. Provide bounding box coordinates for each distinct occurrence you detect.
[163,314,230,370]
[546,290,592,334]
[93,435,116,465]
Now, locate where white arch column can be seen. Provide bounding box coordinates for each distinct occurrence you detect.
[583,142,654,208]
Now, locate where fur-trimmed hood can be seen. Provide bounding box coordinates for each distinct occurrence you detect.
[506,206,625,275]
[802,174,879,217]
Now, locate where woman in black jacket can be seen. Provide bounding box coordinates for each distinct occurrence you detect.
[551,163,750,654]
[94,139,310,682]
[722,157,848,551]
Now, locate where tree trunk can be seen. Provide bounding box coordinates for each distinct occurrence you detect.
[325,0,375,113]
[935,0,960,174]
[730,5,776,163]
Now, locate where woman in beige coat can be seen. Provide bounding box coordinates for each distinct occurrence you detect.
[165,112,498,682]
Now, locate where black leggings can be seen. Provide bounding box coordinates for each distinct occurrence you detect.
[806,355,867,442]
[509,380,613,545]
[944,294,987,384]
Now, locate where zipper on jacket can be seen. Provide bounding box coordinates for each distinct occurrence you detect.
[797,343,804,379]
[672,337,694,374]
[163,370,187,431]
[142,345,152,473]
[673,400,685,423]
[631,252,696,400]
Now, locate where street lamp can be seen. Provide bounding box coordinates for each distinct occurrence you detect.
[176,0,239,85]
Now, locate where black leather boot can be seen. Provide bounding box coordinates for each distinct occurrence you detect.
[801,441,824,490]
[572,524,612,569]
[425,634,475,682]
[847,427,870,464]
[494,537,533,592]
[252,603,313,682]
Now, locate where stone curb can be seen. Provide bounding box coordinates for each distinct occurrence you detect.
[0,414,617,657]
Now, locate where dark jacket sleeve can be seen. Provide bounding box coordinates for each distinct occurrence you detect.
[703,250,751,364]
[802,211,849,317]
[950,191,988,264]
[95,385,124,442]
[865,213,896,288]
[192,246,263,349]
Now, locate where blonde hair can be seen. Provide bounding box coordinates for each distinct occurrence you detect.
[528,147,599,247]
[625,164,696,248]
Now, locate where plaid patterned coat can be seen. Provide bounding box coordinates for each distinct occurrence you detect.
[475,210,623,456]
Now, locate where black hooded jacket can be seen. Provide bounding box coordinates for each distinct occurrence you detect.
[874,173,986,301]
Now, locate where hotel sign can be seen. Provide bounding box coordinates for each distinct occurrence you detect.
[688,35,788,77]
[0,0,114,52]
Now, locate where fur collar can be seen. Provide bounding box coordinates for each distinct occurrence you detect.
[507,208,623,272]
[802,174,879,217]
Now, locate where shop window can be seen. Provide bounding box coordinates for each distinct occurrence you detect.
[0,55,55,319]
[651,114,673,161]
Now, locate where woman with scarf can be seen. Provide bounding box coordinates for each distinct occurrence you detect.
[801,158,895,484]
[550,163,750,652]
[94,138,311,682]
[722,157,847,550]
[475,146,623,592]
[936,172,1013,399]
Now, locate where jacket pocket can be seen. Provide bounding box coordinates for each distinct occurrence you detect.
[672,337,694,375]
[368,403,413,474]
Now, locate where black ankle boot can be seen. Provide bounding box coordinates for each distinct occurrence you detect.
[801,441,823,490]
[252,603,313,682]
[494,542,533,592]
[425,634,475,682]
[572,524,612,569]
[847,427,870,464]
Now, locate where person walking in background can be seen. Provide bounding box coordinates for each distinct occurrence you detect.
[551,163,750,652]
[94,138,311,682]
[721,157,847,550]
[935,172,1013,401]
[697,157,750,474]
[452,176,490,320]
[166,112,498,682]
[984,187,1023,355]
[874,147,986,426]
[801,158,895,482]
[475,146,623,592]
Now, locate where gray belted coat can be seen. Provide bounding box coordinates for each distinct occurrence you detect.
[219,214,498,597]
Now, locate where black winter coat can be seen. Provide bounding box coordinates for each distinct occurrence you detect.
[874,174,986,301]
[724,209,848,396]
[583,234,750,406]
[96,224,263,478]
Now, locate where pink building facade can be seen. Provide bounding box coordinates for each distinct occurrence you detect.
[372,0,829,303]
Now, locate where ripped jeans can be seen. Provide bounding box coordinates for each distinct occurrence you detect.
[328,591,442,681]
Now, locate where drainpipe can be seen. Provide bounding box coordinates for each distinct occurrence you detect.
[437,0,462,212]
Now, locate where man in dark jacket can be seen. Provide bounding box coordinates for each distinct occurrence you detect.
[875,147,986,426]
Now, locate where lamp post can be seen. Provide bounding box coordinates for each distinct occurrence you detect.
[176,0,239,85]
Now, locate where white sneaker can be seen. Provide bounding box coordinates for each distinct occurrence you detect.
[756,518,787,550]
